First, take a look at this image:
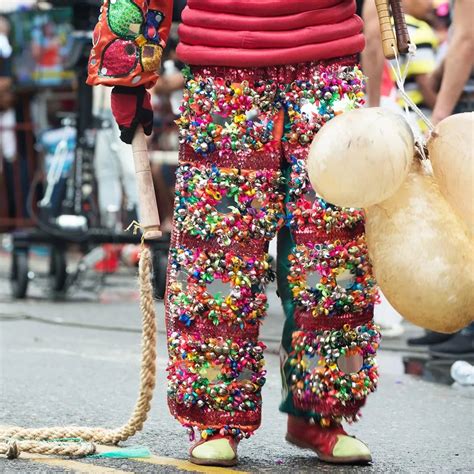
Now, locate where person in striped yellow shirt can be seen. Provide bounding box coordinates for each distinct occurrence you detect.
[393,0,439,132]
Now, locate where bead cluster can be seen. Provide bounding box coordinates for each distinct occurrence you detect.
[199,426,251,441]
[168,247,273,329]
[167,333,266,413]
[289,323,380,420]
[287,238,379,317]
[174,165,284,246]
[176,64,365,156]
[286,156,365,232]
[283,65,365,146]
[177,66,283,155]
[168,61,374,435]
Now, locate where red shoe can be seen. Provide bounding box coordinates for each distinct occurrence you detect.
[189,434,239,467]
[286,415,372,464]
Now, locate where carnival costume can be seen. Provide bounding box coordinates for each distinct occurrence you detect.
[88,0,380,466]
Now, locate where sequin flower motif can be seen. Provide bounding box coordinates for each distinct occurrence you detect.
[174,165,284,246]
[289,323,380,422]
[284,65,366,146]
[288,239,379,317]
[167,333,266,414]
[168,247,274,329]
[177,68,284,156]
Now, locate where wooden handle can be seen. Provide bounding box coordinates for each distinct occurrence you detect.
[389,0,410,54]
[375,0,397,59]
[131,125,162,240]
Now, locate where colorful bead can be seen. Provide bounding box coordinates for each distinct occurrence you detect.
[168,61,377,436]
[174,165,284,245]
[288,323,380,421]
[283,65,366,145]
[199,425,251,441]
[167,332,266,416]
[177,63,365,157]
[287,238,379,317]
[168,247,274,329]
[286,156,365,233]
[177,67,282,156]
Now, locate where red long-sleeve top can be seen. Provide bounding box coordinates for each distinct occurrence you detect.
[177,0,365,67]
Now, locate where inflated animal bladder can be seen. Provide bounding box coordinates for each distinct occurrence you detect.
[307,107,414,208]
[308,108,473,332]
[366,160,474,333]
[427,112,474,235]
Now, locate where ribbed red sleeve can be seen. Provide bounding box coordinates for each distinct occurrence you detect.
[186,0,344,17]
[178,17,362,50]
[177,35,365,67]
[180,2,356,32]
[177,0,364,67]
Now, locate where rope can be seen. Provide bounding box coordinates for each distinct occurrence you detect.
[389,43,435,132]
[0,246,157,458]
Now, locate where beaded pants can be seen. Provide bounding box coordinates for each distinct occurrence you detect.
[165,58,381,439]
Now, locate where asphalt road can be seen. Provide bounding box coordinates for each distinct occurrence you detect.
[0,256,473,473]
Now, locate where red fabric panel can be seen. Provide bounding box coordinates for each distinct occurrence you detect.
[111,92,137,129]
[181,2,355,31]
[178,16,362,49]
[177,34,365,67]
[186,0,347,17]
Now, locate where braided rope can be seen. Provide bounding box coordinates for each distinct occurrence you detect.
[0,247,157,458]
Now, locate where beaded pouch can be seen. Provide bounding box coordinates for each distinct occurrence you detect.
[87,0,172,88]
